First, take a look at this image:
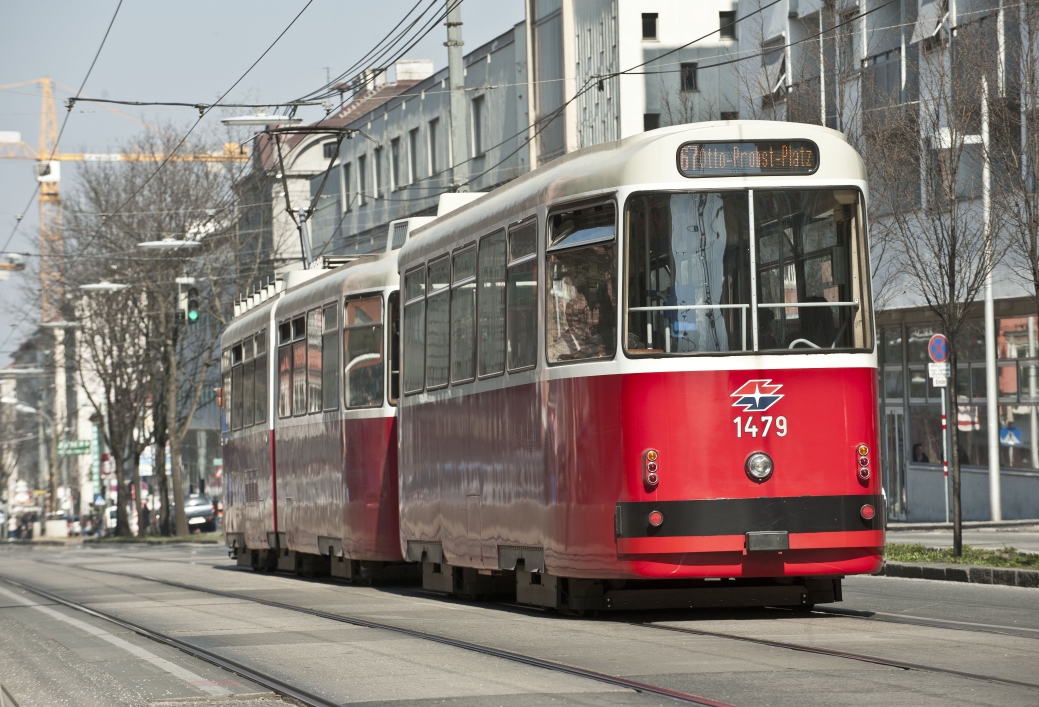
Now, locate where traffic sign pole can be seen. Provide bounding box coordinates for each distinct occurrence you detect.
[928,333,952,524]
[942,390,949,523]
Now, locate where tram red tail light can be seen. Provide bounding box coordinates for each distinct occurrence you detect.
[648,510,664,527]
[855,443,871,484]
[860,504,876,520]
[643,450,660,488]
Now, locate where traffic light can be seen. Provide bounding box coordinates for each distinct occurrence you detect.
[187,286,199,322]
[176,278,197,323]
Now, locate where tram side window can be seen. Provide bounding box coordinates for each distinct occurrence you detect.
[307,309,323,413]
[344,296,384,408]
[625,192,751,354]
[242,338,255,428]
[292,316,307,416]
[477,230,506,376]
[322,304,339,410]
[278,322,292,418]
[508,221,538,370]
[388,291,401,405]
[451,246,477,383]
[221,348,231,433]
[426,257,451,389]
[403,269,426,394]
[231,343,244,431]
[255,330,267,425]
[546,203,617,363]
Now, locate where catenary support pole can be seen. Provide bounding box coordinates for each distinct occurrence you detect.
[446,0,468,191]
[982,75,1002,521]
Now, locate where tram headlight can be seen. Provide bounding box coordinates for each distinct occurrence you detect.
[745,452,774,482]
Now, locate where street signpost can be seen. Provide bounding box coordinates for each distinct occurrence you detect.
[57,439,91,457]
[928,334,951,522]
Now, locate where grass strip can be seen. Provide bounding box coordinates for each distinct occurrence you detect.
[885,542,1039,569]
[85,531,223,544]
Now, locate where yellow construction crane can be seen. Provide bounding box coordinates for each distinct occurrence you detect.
[0,77,249,321]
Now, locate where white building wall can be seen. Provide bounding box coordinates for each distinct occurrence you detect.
[618,0,740,139]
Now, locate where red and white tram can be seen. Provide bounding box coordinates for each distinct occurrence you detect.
[223,121,882,610]
[222,252,406,579]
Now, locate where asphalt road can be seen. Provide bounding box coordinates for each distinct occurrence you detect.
[0,542,1037,707]
[886,524,1039,553]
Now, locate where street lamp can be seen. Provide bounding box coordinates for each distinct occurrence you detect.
[137,238,201,250]
[79,281,129,292]
[221,112,303,126]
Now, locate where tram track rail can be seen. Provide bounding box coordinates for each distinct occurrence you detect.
[0,567,734,707]
[812,605,1039,640]
[87,547,1039,642]
[633,620,1039,692]
[0,680,20,707]
[22,556,1039,697]
[0,575,342,707]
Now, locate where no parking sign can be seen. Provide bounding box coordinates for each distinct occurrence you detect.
[928,334,950,387]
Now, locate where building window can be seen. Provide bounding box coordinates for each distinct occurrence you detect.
[644,113,660,131]
[391,138,401,190]
[680,63,698,92]
[721,111,739,120]
[719,11,736,40]
[642,13,658,40]
[342,163,352,211]
[358,155,367,205]
[408,127,420,183]
[428,118,439,174]
[323,141,338,159]
[374,147,383,198]
[838,12,858,73]
[472,95,486,156]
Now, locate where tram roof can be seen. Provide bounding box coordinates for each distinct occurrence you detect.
[400,121,864,266]
[223,252,399,345]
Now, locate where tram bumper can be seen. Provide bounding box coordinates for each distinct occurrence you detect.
[614,494,884,577]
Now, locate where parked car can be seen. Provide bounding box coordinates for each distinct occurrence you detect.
[184,494,216,532]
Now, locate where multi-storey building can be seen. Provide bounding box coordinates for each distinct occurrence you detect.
[245,0,1039,521]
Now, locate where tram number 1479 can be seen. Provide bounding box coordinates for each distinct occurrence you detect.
[733,415,788,438]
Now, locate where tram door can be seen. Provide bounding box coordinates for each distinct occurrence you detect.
[883,408,907,520]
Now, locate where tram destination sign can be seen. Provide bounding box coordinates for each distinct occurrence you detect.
[677,140,819,178]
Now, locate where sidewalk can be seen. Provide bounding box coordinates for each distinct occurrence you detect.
[887,519,1039,531]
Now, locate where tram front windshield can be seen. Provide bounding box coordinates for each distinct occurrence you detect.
[626,189,872,355]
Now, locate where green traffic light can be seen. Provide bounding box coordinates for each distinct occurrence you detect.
[187,310,199,321]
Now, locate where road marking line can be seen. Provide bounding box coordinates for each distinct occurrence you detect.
[0,585,232,697]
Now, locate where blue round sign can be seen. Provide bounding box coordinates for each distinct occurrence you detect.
[928,334,949,363]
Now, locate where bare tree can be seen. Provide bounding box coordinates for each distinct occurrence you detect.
[63,124,262,536]
[867,19,1008,554]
